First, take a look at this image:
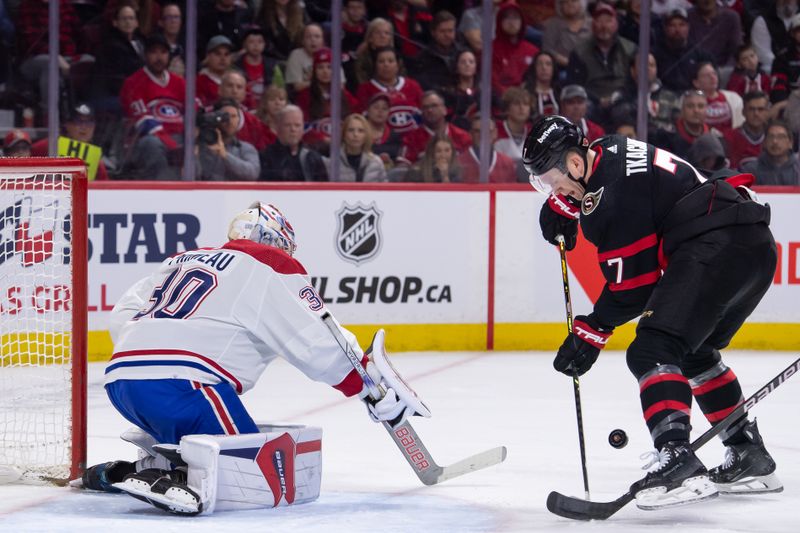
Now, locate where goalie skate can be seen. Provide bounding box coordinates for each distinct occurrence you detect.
[631,442,718,511]
[114,468,202,516]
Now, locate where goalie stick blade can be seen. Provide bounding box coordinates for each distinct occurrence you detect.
[547,490,633,521]
[420,446,508,486]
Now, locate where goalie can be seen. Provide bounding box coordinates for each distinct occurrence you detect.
[77,201,428,515]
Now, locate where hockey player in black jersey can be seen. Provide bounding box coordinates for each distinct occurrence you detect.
[523,115,783,510]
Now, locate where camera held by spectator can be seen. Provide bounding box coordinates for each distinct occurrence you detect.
[197,109,232,146]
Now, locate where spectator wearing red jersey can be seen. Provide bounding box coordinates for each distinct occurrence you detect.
[691,61,743,134]
[119,34,189,180]
[724,91,770,170]
[559,85,605,143]
[726,45,771,99]
[457,114,516,183]
[235,26,278,111]
[295,47,358,156]
[218,70,275,152]
[377,0,432,58]
[355,46,423,135]
[197,35,234,108]
[492,1,540,97]
[400,91,470,164]
[494,87,532,162]
[16,0,91,119]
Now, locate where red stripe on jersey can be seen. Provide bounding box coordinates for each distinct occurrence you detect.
[333,354,370,397]
[223,239,307,275]
[598,234,659,261]
[692,369,737,395]
[297,440,322,454]
[639,373,689,393]
[643,400,691,421]
[609,271,660,291]
[704,402,742,423]
[191,381,202,389]
[201,386,238,435]
[112,349,243,393]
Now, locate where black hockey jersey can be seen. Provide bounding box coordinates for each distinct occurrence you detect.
[579,135,712,328]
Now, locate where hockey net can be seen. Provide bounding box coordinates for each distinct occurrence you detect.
[0,158,87,484]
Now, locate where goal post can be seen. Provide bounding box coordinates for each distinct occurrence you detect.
[0,157,87,484]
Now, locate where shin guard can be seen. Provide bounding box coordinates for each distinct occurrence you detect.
[638,365,693,448]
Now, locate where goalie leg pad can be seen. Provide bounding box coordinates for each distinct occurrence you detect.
[180,425,323,514]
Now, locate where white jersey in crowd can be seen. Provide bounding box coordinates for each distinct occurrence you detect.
[105,239,365,397]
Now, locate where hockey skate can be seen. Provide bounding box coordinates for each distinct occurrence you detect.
[709,419,783,495]
[630,441,718,511]
[71,461,136,492]
[113,468,202,516]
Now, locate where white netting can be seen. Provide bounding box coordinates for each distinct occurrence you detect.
[0,172,74,483]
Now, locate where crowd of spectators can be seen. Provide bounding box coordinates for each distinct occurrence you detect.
[0,0,798,185]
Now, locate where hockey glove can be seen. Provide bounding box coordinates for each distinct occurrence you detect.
[553,315,613,376]
[540,194,580,250]
[359,362,414,428]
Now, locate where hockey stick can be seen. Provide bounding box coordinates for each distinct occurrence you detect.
[547,356,800,521]
[320,312,507,485]
[557,235,591,500]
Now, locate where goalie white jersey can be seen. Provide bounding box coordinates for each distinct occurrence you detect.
[105,239,365,397]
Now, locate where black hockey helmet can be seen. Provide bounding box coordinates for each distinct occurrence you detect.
[522,115,587,189]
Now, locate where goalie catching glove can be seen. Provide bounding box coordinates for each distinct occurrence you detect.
[540,194,580,250]
[553,315,613,376]
[359,329,431,428]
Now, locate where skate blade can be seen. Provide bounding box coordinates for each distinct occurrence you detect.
[636,475,719,511]
[716,472,784,495]
[113,479,201,515]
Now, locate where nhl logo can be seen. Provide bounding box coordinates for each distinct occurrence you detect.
[335,203,383,265]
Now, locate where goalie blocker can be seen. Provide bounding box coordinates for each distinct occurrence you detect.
[112,424,323,515]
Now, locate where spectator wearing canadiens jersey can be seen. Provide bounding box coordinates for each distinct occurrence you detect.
[691,61,743,135]
[119,33,191,180]
[400,91,470,164]
[524,115,781,512]
[355,46,423,135]
[78,202,423,515]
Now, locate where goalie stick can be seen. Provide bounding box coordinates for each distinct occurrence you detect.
[546,356,800,521]
[321,312,507,485]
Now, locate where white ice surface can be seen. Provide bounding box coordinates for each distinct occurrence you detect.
[1,351,798,532]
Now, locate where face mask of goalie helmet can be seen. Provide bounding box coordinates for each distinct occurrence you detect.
[227,201,297,256]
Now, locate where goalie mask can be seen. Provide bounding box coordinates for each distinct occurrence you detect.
[228,202,297,256]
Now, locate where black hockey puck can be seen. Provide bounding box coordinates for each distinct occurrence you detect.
[608,429,628,449]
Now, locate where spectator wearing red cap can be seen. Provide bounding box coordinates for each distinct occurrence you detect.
[197,35,234,108]
[492,1,540,97]
[355,46,423,135]
[295,47,358,156]
[365,92,404,166]
[400,90,470,164]
[566,2,636,128]
[3,130,32,158]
